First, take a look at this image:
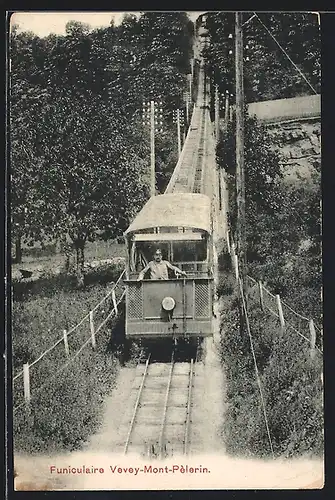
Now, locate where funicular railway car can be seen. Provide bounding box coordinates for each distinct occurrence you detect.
[123,193,214,341]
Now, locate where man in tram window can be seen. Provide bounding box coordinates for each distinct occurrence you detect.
[137,248,187,281]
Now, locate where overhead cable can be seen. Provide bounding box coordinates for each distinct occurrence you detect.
[254,13,318,95]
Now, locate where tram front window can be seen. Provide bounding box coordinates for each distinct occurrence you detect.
[173,240,207,262]
[129,239,208,276]
[132,242,170,272]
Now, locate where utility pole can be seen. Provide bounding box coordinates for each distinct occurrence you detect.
[177,108,181,157]
[189,73,192,104]
[186,92,189,125]
[179,109,185,142]
[235,11,246,292]
[214,84,220,143]
[150,100,155,197]
[224,90,230,124]
[222,90,230,136]
[142,99,163,196]
[173,108,183,158]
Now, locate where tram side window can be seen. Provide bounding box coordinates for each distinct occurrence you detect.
[173,240,207,262]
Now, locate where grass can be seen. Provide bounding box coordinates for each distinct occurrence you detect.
[12,244,127,454]
[13,325,121,454]
[12,281,122,374]
[12,278,125,453]
[218,255,323,459]
[12,240,126,274]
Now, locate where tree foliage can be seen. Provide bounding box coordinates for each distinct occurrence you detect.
[218,107,321,321]
[203,12,320,101]
[10,13,194,281]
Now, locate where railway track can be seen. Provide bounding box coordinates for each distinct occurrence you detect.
[192,107,208,194]
[166,61,211,196]
[112,49,218,460]
[117,352,197,458]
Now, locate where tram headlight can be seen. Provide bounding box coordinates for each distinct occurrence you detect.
[162,296,176,312]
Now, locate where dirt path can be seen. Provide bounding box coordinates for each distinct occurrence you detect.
[84,366,138,453]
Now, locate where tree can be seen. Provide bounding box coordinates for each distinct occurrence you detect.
[10,13,195,276]
[217,108,284,251]
[10,80,52,262]
[155,130,179,194]
[10,27,54,261]
[217,107,321,320]
[65,20,91,36]
[204,12,320,101]
[29,89,150,286]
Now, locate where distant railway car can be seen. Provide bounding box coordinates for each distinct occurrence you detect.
[123,193,214,340]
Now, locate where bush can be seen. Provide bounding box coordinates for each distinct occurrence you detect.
[218,262,323,458]
[13,328,119,453]
[218,251,232,272]
[217,271,234,298]
[215,100,322,459]
[12,277,124,453]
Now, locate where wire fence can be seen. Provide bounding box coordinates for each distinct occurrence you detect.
[238,277,275,458]
[13,269,126,413]
[237,273,322,459]
[228,232,323,358]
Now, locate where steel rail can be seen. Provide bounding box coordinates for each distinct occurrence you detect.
[191,110,206,193]
[193,110,208,193]
[198,113,209,194]
[172,107,203,194]
[123,354,151,455]
[158,352,175,459]
[183,358,194,455]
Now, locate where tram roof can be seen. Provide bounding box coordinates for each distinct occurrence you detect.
[124,193,211,236]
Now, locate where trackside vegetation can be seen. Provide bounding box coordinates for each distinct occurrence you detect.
[206,13,321,455]
[218,265,323,457]
[11,11,323,459]
[11,12,194,453]
[10,12,194,286]
[12,263,126,453]
[216,109,322,457]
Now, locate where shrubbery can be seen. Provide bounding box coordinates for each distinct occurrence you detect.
[215,101,322,458]
[203,12,320,101]
[13,322,120,453]
[11,13,194,280]
[11,11,195,452]
[12,260,125,301]
[216,107,321,321]
[219,267,323,458]
[12,263,127,453]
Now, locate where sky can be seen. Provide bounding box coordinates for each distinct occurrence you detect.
[10,11,206,38]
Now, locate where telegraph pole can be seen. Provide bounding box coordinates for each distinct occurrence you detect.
[235,11,246,291]
[186,92,189,125]
[214,84,220,143]
[224,90,229,124]
[180,109,186,142]
[142,99,163,196]
[173,108,184,158]
[189,73,193,104]
[150,100,155,197]
[177,108,181,157]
